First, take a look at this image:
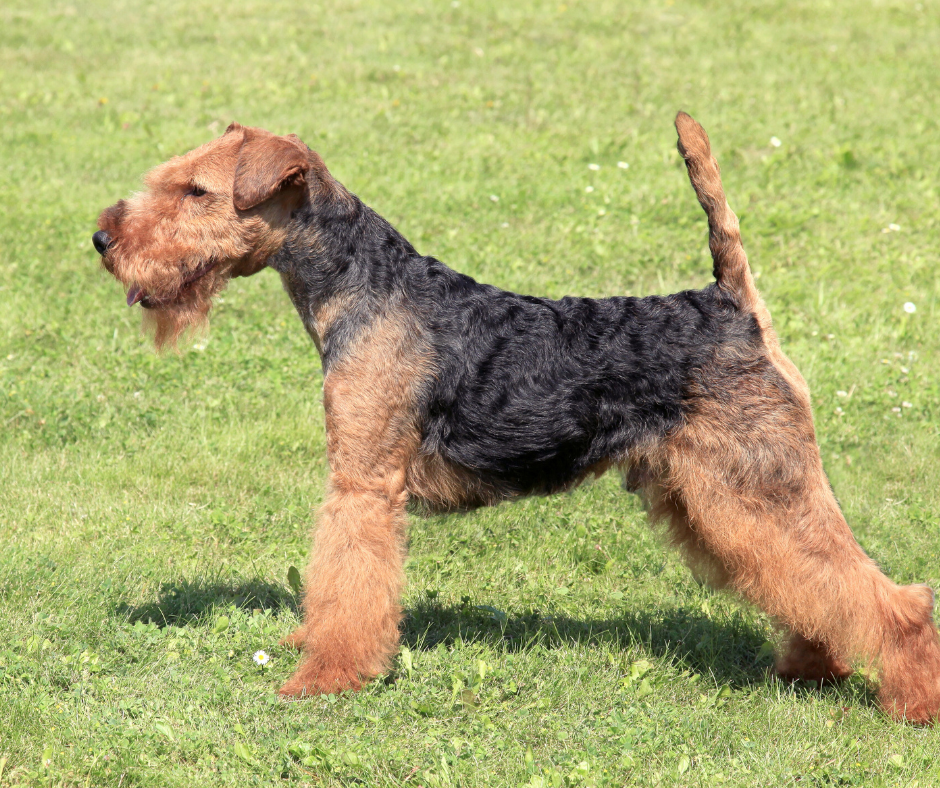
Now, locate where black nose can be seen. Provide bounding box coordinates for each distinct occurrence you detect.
[92,230,112,255]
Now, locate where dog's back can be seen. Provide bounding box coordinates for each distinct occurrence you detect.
[415,270,762,499]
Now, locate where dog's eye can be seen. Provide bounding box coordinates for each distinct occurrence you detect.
[186,185,207,198]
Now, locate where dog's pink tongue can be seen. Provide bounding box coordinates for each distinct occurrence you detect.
[126,285,143,306]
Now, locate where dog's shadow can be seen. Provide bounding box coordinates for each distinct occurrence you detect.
[403,598,773,688]
[118,578,766,687]
[117,577,299,626]
[117,580,862,698]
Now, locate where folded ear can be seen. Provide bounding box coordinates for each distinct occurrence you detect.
[232,129,310,211]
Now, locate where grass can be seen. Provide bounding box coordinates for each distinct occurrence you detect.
[1,0,939,784]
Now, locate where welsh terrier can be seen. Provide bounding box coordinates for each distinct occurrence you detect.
[93,113,940,723]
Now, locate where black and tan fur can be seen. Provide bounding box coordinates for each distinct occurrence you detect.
[92,113,940,723]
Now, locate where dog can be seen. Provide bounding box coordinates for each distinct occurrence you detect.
[92,112,940,722]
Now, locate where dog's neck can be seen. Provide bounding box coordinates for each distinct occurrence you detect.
[267,185,421,366]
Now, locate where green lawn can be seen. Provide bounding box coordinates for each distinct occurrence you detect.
[2,0,939,785]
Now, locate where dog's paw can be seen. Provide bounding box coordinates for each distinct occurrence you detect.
[277,678,315,699]
[278,664,365,698]
[774,634,853,685]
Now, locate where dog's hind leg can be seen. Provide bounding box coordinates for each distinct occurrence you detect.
[662,434,940,723]
[774,631,853,684]
[644,481,730,590]
[646,479,852,684]
[674,110,940,721]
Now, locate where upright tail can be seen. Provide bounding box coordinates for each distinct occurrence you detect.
[675,111,758,309]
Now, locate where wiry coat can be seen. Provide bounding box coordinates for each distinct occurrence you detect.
[93,115,940,724]
[271,195,773,502]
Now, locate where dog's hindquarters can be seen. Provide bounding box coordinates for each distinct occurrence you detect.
[650,366,940,721]
[645,169,940,720]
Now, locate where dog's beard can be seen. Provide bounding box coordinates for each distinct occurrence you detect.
[140,269,229,351]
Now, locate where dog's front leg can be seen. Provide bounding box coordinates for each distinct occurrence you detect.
[278,311,428,696]
[279,471,408,697]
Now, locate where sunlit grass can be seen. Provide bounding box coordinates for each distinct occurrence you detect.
[1,0,939,785]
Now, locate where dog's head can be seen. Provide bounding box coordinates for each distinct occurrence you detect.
[93,123,314,349]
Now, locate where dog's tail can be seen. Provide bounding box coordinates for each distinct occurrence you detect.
[675,112,759,309]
